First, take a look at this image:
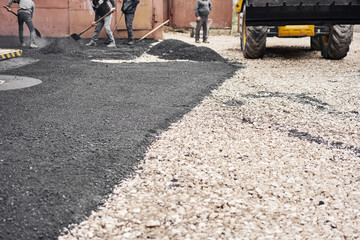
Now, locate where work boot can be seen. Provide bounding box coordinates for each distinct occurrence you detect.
[107,41,116,48]
[29,42,38,49]
[86,40,97,47]
[104,38,111,45]
[127,39,134,45]
[20,42,26,47]
[203,39,210,43]
[195,40,201,43]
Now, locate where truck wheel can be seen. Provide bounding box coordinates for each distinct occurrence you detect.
[310,36,321,51]
[320,25,353,60]
[240,7,267,59]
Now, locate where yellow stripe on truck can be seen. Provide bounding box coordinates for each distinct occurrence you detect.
[278,25,315,37]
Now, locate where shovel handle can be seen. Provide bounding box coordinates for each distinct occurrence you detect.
[112,12,123,36]
[139,19,169,40]
[79,10,114,36]
[3,5,18,16]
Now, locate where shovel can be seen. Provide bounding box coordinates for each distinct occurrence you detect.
[71,10,113,41]
[3,5,41,38]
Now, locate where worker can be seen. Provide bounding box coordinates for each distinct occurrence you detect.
[5,0,38,48]
[194,0,212,43]
[86,0,117,48]
[121,0,140,45]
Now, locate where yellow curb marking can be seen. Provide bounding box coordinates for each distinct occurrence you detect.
[0,50,22,61]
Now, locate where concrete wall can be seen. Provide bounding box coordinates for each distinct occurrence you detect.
[0,0,164,39]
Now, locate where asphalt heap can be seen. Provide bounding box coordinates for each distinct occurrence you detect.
[147,39,226,62]
[38,38,225,62]
[40,37,82,54]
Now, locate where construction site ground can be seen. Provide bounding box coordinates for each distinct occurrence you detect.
[0,31,359,239]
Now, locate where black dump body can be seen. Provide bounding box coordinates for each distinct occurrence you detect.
[246,0,360,26]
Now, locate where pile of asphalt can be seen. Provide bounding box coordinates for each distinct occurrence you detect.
[40,37,82,54]
[147,39,226,62]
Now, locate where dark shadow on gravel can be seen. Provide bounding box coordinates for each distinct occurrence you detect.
[265,46,319,59]
[0,37,239,239]
[242,91,360,116]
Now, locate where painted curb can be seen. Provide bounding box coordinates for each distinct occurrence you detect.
[0,49,22,61]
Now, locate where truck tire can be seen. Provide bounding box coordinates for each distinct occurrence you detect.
[310,36,321,51]
[320,25,353,60]
[240,7,267,59]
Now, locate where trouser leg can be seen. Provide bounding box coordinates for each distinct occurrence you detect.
[202,15,208,41]
[103,14,115,42]
[23,12,36,44]
[91,20,105,42]
[125,13,135,40]
[17,13,25,44]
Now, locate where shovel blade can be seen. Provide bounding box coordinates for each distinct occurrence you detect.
[35,28,41,38]
[71,34,81,41]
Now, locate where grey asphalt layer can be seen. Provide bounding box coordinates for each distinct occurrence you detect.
[0,37,239,239]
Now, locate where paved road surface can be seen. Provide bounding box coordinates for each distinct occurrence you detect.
[0,37,238,239]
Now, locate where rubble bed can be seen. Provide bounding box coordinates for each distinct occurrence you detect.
[60,33,360,239]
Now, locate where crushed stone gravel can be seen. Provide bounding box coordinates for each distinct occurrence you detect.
[60,32,360,239]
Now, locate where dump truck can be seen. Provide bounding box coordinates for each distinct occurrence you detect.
[235,0,360,59]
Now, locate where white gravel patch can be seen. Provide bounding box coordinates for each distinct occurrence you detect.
[60,32,360,239]
[91,53,168,63]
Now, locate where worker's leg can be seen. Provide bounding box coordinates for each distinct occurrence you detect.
[202,15,208,42]
[91,20,105,43]
[125,13,135,44]
[17,12,25,45]
[195,18,201,42]
[103,14,115,43]
[22,12,36,47]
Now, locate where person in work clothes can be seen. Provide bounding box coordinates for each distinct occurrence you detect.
[6,0,38,48]
[194,0,212,43]
[121,0,140,45]
[86,0,116,48]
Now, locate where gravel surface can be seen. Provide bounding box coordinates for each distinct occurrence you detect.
[0,38,237,239]
[60,33,360,239]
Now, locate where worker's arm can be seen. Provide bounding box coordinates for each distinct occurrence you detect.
[109,0,116,8]
[31,4,34,18]
[6,0,14,9]
[109,0,116,13]
[194,0,200,17]
[132,0,140,8]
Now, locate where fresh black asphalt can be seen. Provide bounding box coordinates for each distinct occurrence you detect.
[0,37,239,239]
